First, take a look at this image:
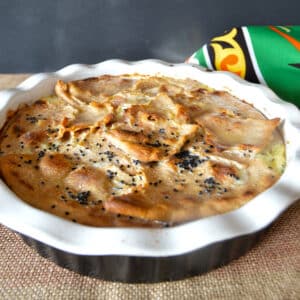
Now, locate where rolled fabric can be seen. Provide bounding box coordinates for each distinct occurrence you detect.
[187,26,300,107]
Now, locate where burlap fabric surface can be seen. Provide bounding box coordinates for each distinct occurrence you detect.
[0,75,299,300]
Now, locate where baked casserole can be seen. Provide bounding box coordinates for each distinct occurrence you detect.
[0,74,285,227]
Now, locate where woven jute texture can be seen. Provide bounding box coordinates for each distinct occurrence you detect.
[0,75,299,300]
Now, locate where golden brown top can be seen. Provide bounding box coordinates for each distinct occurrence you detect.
[0,74,285,227]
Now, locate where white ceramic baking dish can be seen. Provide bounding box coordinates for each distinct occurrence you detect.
[0,60,299,282]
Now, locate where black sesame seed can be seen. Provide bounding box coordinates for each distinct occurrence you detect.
[25,116,38,124]
[159,128,165,134]
[204,177,218,186]
[107,170,116,179]
[175,151,207,171]
[146,141,161,147]
[75,191,90,205]
[133,159,140,165]
[229,173,240,180]
[37,150,45,159]
[103,151,114,160]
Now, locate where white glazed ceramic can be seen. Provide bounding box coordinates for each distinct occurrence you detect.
[0,59,299,257]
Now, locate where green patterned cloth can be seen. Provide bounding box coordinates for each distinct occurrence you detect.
[188,26,300,107]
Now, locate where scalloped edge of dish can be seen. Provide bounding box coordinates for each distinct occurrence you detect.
[0,59,299,257]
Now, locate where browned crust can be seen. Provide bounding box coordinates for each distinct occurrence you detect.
[0,74,284,227]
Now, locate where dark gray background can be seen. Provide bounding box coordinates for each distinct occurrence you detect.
[1,0,299,72]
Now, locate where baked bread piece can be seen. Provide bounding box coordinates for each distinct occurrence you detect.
[0,74,285,227]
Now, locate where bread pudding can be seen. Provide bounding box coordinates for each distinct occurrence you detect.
[0,74,285,227]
